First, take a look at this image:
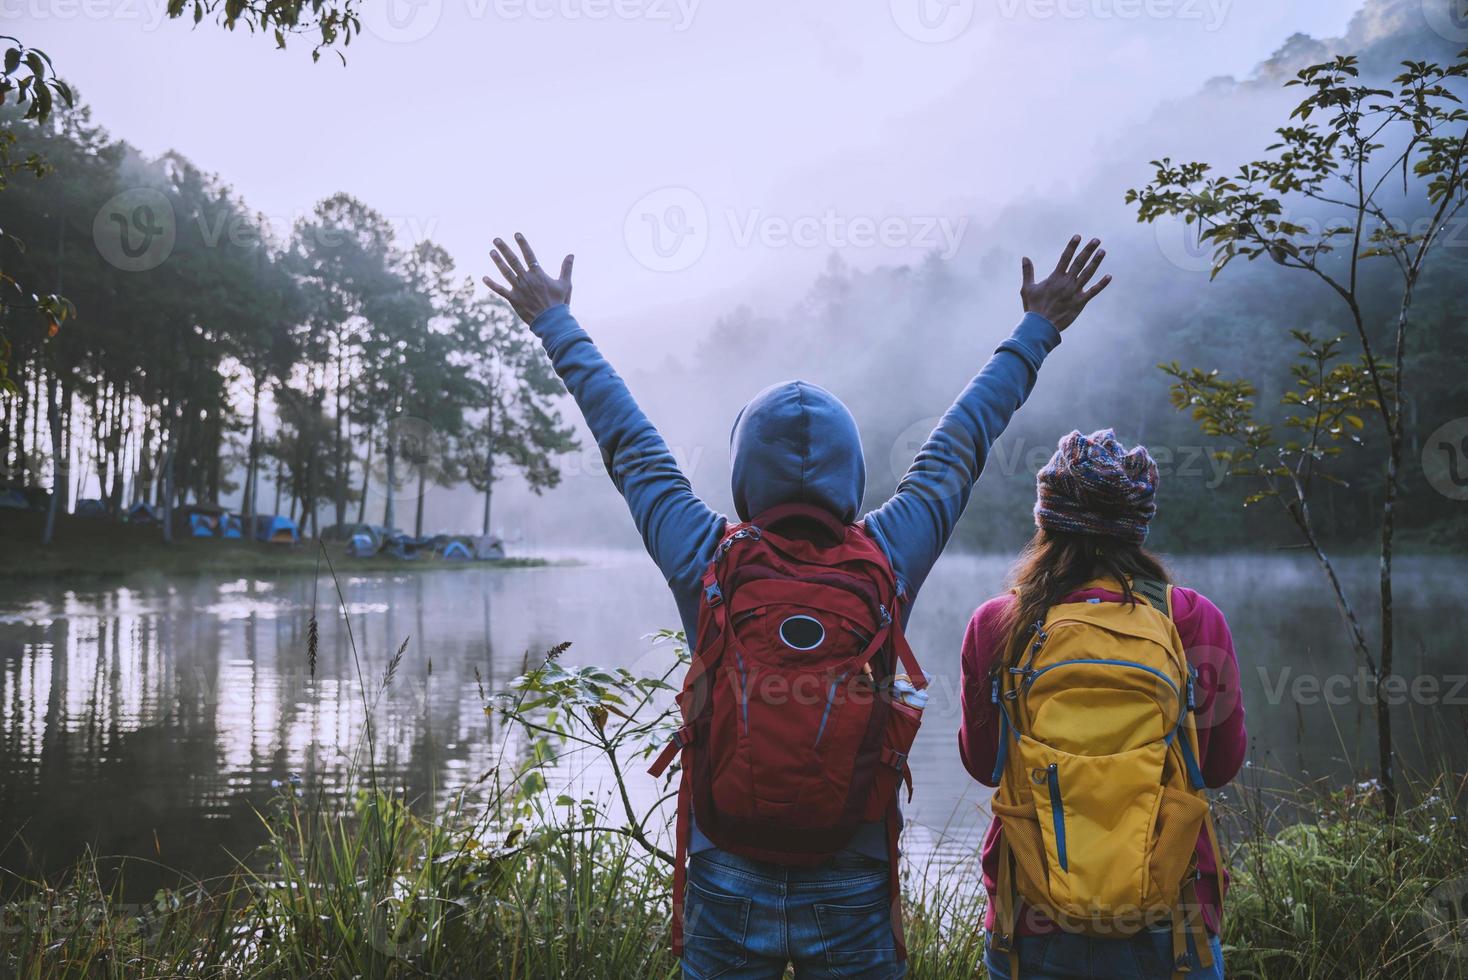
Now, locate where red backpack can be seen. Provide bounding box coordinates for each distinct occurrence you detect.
[647,502,928,958]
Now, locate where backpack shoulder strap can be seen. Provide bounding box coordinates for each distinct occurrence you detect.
[1132,577,1173,618]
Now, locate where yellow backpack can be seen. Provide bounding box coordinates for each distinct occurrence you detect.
[988,578,1223,979]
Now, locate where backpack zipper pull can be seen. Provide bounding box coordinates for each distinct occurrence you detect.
[1019,620,1048,673]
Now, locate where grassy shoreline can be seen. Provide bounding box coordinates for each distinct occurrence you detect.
[0,510,551,584]
[4,777,1467,979]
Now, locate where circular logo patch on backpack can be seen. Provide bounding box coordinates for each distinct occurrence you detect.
[779,615,826,651]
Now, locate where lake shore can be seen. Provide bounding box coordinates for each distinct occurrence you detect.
[0,510,550,583]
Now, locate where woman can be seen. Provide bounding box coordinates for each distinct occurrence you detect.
[959,429,1246,979]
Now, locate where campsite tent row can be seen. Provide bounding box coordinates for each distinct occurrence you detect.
[8,493,496,556]
[349,530,505,562]
[66,498,302,544]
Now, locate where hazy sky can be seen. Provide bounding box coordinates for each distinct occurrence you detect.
[16,0,1356,330]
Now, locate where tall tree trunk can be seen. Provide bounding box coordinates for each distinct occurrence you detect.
[1376,276,1418,820]
[414,467,426,538]
[91,387,108,507]
[206,409,222,504]
[135,416,150,505]
[15,365,29,480]
[481,450,495,537]
[243,374,262,526]
[42,371,64,546]
[108,396,123,513]
[1,385,10,483]
[160,408,177,545]
[29,364,41,481]
[383,434,397,533]
[356,424,373,525]
[10,368,23,479]
[334,344,346,527]
[61,384,74,504]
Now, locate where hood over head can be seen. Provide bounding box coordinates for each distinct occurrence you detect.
[729,380,865,523]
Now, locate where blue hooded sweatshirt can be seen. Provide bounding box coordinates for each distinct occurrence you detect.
[528,303,1062,856]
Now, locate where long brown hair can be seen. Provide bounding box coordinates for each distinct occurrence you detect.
[994,528,1171,681]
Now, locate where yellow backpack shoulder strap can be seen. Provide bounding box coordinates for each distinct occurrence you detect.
[1137,575,1226,976]
[1131,576,1172,617]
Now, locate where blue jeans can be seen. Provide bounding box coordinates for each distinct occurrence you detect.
[984,929,1224,979]
[682,848,905,980]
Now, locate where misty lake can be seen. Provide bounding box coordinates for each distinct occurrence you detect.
[2,549,1465,897]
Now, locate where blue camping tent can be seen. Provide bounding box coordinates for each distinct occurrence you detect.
[75,498,108,519]
[441,540,472,561]
[383,534,430,560]
[251,514,300,544]
[175,504,229,538]
[126,501,161,524]
[219,513,244,539]
[347,533,377,557]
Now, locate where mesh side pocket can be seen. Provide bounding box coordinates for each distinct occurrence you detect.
[992,800,1052,907]
[1147,787,1208,904]
[859,697,922,821]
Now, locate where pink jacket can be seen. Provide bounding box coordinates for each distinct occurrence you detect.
[958,585,1247,935]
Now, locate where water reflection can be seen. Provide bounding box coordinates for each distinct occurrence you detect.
[0,552,1463,895]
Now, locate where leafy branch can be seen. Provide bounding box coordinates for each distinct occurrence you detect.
[1131,44,1468,818]
[491,631,689,866]
[1161,332,1385,672]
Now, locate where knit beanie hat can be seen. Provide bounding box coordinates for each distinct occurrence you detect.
[1034,429,1159,543]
